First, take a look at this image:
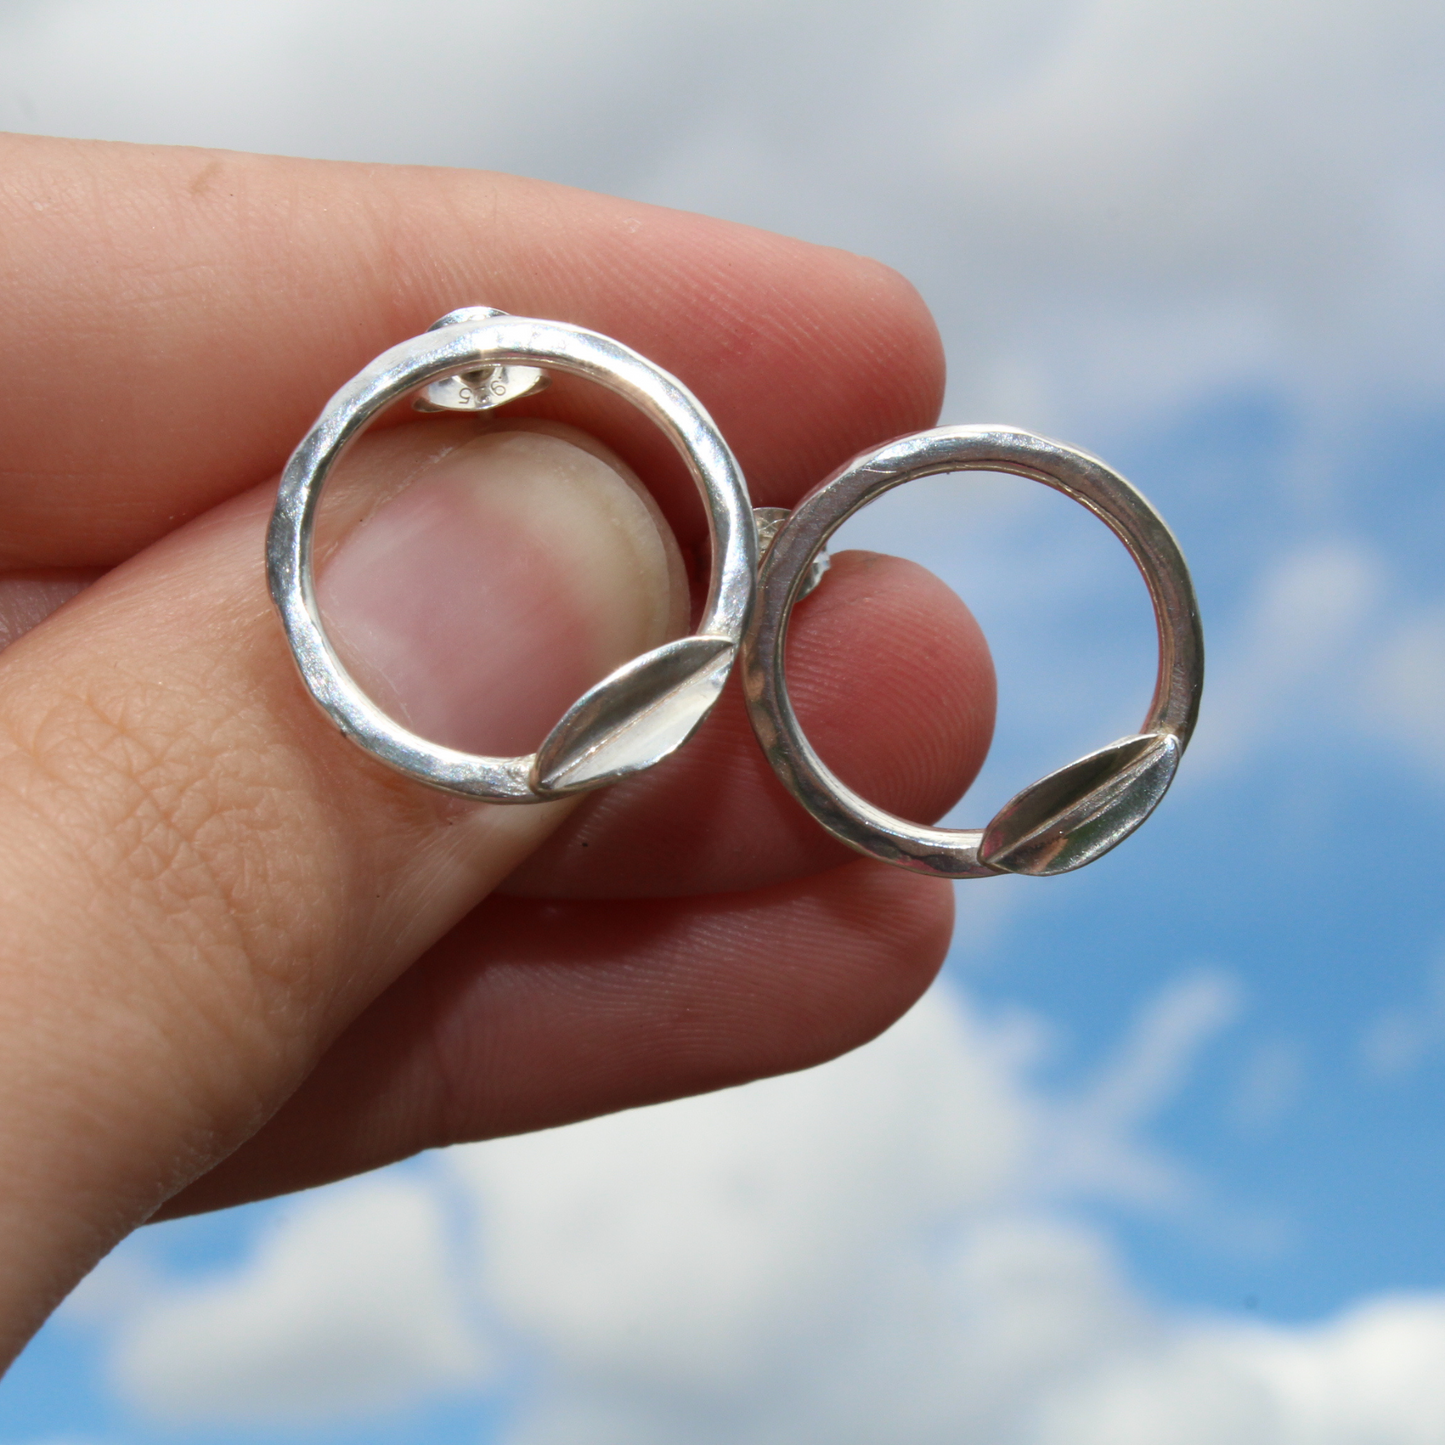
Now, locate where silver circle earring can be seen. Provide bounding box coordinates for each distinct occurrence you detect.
[742,426,1203,878]
[268,307,757,803]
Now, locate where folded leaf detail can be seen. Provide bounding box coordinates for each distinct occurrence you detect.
[532,636,736,794]
[979,732,1182,876]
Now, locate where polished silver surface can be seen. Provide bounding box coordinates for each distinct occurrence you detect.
[753,506,829,600]
[412,307,550,412]
[742,426,1203,878]
[268,309,756,803]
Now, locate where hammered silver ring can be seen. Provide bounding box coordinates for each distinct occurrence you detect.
[268,309,756,803]
[742,426,1203,878]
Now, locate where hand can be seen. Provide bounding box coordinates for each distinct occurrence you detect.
[0,135,994,1363]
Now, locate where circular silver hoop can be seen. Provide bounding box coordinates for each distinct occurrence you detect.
[742,426,1203,878]
[268,312,757,803]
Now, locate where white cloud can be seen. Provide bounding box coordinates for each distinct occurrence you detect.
[109,1174,489,1425]
[1366,604,1445,781]
[628,0,1445,432]
[1360,952,1445,1078]
[439,983,1204,1443]
[1228,1038,1306,1136]
[451,985,1445,1445]
[1185,541,1385,776]
[451,985,1033,1398]
[1149,534,1445,792]
[921,0,1445,430]
[1034,971,1239,1208]
[1039,1296,1445,1445]
[95,978,1445,1443]
[3,0,1445,438]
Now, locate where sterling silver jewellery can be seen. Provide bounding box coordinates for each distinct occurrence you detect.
[267,307,756,802]
[270,311,1202,876]
[742,426,1203,877]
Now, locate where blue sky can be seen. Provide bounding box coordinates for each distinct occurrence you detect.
[3,1,1445,1440]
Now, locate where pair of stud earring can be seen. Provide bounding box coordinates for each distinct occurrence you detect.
[268,308,1202,879]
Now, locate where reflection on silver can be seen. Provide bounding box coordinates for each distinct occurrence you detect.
[411,307,550,412]
[753,507,830,599]
[742,426,1203,878]
[268,309,756,803]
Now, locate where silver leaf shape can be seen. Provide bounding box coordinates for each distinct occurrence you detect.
[531,636,736,795]
[979,732,1181,876]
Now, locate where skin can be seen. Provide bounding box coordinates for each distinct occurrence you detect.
[0,135,995,1366]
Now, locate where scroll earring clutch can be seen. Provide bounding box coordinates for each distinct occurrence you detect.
[267,307,757,803]
[742,427,1203,878]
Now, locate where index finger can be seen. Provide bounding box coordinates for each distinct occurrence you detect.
[0,135,945,567]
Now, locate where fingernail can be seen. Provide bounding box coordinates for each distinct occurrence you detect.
[317,428,685,757]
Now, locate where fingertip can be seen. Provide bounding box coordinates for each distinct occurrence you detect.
[792,549,996,810]
[745,859,957,1071]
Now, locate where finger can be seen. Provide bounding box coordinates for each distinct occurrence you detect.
[502,548,996,898]
[162,860,955,1216]
[2,135,944,567]
[0,423,680,1352]
[0,569,102,651]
